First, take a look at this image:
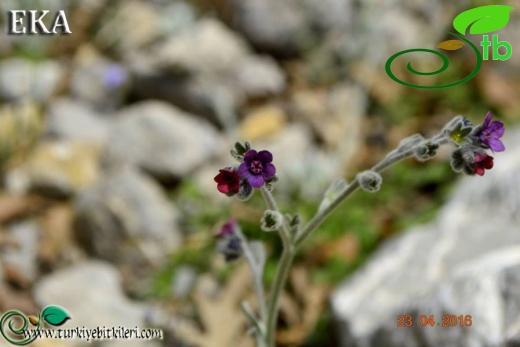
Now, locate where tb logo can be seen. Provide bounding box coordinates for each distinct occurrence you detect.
[386,5,514,89]
[481,34,512,61]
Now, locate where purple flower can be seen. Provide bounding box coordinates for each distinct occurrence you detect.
[474,153,494,176]
[214,168,240,195]
[477,112,505,152]
[238,150,276,189]
[104,64,127,89]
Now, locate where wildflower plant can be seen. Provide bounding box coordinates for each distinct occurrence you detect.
[213,112,505,347]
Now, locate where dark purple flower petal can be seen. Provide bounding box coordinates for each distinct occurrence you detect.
[238,163,251,178]
[262,163,276,180]
[488,139,505,152]
[248,175,265,188]
[237,148,276,189]
[257,150,273,163]
[243,150,258,163]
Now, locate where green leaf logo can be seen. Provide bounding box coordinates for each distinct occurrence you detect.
[41,306,71,326]
[453,5,514,35]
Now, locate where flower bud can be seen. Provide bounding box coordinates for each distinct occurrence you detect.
[217,236,243,262]
[236,179,253,201]
[215,219,243,262]
[261,210,284,232]
[394,134,425,154]
[357,170,382,193]
[285,213,302,234]
[450,147,493,176]
[413,141,439,162]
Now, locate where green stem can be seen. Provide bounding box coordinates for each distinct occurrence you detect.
[265,247,295,347]
[259,187,296,346]
[262,134,450,346]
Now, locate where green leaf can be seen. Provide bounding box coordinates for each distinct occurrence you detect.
[318,179,348,213]
[453,5,514,35]
[41,306,71,326]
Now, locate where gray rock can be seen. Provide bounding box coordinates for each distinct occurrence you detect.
[233,55,286,98]
[74,166,181,268]
[33,61,64,101]
[228,0,311,56]
[34,261,162,347]
[0,59,33,101]
[302,0,352,32]
[46,98,111,144]
[0,59,63,102]
[95,0,195,55]
[153,18,250,75]
[130,19,286,122]
[332,126,520,347]
[2,221,40,283]
[130,72,227,123]
[291,83,366,157]
[104,101,223,181]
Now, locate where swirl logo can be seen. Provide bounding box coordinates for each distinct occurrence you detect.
[0,306,70,345]
[385,5,514,89]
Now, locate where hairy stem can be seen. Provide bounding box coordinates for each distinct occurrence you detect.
[235,229,268,324]
[241,301,266,347]
[295,135,448,248]
[265,247,295,347]
[259,186,296,346]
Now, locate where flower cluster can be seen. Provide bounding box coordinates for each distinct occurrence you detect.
[214,142,277,198]
[446,112,505,176]
[213,143,278,261]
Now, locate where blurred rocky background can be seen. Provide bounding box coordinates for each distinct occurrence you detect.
[0,0,518,346]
